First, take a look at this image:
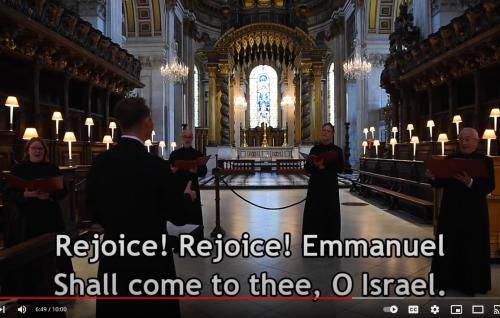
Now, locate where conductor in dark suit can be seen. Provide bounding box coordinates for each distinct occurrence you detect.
[86,97,195,317]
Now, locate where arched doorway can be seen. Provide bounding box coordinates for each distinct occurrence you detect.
[249,65,278,128]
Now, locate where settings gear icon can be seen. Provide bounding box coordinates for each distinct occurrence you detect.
[430,305,440,315]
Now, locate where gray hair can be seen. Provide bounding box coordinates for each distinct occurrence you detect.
[459,127,479,139]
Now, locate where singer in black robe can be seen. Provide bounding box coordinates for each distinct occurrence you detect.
[302,123,344,253]
[86,98,192,317]
[169,131,208,228]
[427,128,495,294]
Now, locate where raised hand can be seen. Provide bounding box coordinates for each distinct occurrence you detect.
[184,181,196,201]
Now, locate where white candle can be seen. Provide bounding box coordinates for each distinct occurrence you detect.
[441,142,445,156]
[363,146,366,156]
[392,144,395,157]
[375,145,378,156]
[413,143,416,158]
[68,141,72,160]
[111,128,115,140]
[455,122,460,137]
[87,125,91,140]
[106,143,110,150]
[487,139,491,157]
[429,127,433,140]
[183,94,187,124]
[55,120,60,137]
[393,132,396,139]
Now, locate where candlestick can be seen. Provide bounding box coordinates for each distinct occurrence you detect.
[373,140,380,158]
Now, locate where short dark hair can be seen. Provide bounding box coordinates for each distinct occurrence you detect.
[114,97,151,130]
[322,122,335,131]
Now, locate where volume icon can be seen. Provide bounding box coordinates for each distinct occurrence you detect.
[17,305,26,314]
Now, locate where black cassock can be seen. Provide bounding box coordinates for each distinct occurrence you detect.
[169,146,207,227]
[302,143,344,250]
[86,137,189,317]
[5,161,72,298]
[429,151,494,294]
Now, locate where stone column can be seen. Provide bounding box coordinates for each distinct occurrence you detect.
[206,64,218,145]
[312,63,324,142]
[300,63,312,144]
[218,64,230,145]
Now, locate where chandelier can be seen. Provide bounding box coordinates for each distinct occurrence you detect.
[343,39,372,80]
[160,42,189,83]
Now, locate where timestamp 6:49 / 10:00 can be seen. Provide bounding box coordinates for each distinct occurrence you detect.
[34,306,68,313]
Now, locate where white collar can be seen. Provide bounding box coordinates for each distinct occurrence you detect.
[121,135,144,144]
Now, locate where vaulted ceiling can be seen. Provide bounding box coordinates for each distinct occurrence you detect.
[121,0,403,39]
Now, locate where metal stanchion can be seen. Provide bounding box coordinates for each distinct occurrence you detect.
[210,168,226,238]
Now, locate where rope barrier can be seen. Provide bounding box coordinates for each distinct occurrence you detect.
[220,177,306,210]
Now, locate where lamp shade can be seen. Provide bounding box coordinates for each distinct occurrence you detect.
[391,127,398,133]
[482,129,496,139]
[102,135,113,144]
[5,96,19,107]
[410,136,420,143]
[22,127,38,140]
[363,128,369,134]
[437,133,449,142]
[426,120,435,128]
[85,117,94,126]
[52,111,63,121]
[63,132,76,142]
[369,126,375,132]
[452,115,462,123]
[389,138,397,145]
[109,121,117,129]
[490,108,500,118]
[373,139,380,146]
[171,141,177,148]
[159,141,166,148]
[144,139,152,146]
[361,141,368,147]
[407,124,414,130]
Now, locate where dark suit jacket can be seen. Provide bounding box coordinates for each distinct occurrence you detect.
[86,137,186,317]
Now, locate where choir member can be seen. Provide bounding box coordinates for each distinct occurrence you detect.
[426,127,495,295]
[169,129,207,230]
[6,137,73,295]
[302,123,344,254]
[86,98,195,317]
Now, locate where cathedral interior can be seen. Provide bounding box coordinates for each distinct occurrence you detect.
[1,0,500,317]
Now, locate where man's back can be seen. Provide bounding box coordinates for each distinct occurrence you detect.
[86,137,182,317]
[87,137,172,238]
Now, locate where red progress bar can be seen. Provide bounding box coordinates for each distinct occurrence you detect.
[0,296,352,301]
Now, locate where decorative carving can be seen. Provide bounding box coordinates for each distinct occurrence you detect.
[300,67,312,143]
[218,65,230,145]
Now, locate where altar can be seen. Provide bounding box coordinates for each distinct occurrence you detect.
[237,146,295,160]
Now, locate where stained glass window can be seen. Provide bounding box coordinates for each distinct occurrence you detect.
[328,62,335,125]
[193,65,199,127]
[249,65,278,128]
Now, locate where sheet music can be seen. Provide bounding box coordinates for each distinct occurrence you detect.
[166,221,199,237]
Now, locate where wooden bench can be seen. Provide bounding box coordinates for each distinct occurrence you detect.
[353,170,438,224]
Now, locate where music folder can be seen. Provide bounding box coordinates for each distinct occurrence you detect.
[424,158,489,178]
[300,151,338,163]
[4,174,64,192]
[173,155,211,170]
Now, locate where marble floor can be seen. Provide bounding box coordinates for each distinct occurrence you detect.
[68,189,500,318]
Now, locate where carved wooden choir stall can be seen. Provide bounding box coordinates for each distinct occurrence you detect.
[355,1,500,258]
